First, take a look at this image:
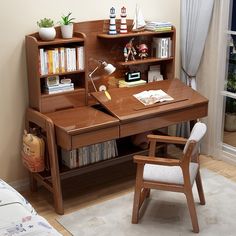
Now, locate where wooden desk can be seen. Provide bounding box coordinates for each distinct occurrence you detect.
[92,79,208,137]
[26,79,208,214]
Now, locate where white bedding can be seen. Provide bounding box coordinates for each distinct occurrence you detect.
[0,179,61,236]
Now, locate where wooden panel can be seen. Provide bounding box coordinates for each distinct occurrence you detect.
[120,104,208,137]
[41,90,86,113]
[72,126,119,149]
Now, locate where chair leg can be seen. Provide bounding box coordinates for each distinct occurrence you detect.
[195,171,205,205]
[185,190,199,233]
[132,185,142,224]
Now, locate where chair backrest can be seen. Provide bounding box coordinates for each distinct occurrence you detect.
[183,122,207,156]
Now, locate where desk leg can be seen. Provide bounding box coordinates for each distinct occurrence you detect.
[46,120,64,215]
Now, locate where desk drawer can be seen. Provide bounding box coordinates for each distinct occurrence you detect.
[72,126,119,149]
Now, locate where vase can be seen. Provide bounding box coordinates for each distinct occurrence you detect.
[225,113,236,131]
[61,24,73,39]
[38,27,56,41]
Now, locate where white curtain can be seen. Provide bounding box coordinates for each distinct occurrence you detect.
[197,0,230,156]
[177,0,214,137]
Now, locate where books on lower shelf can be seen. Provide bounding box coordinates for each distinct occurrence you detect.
[61,140,118,169]
[39,46,84,76]
[119,79,147,88]
[44,82,74,94]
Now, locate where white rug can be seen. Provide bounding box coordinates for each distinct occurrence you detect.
[57,169,236,236]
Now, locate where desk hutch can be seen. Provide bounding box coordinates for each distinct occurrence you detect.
[25,20,208,214]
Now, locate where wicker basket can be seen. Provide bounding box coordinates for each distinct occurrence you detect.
[21,130,45,173]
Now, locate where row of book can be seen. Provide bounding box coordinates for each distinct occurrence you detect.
[145,21,172,32]
[39,46,84,76]
[152,37,172,59]
[61,140,118,169]
[44,82,74,94]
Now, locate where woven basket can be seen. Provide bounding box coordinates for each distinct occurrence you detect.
[21,151,45,172]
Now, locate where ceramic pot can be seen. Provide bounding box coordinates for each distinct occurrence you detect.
[225,113,236,131]
[61,24,73,39]
[39,27,56,41]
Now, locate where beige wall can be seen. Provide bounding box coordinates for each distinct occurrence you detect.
[0,0,180,184]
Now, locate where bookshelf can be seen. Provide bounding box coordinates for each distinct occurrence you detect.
[24,20,178,214]
[25,31,87,113]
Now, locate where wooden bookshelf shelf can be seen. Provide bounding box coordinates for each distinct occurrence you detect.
[40,70,85,78]
[118,57,174,66]
[41,87,85,98]
[36,37,84,46]
[97,29,175,39]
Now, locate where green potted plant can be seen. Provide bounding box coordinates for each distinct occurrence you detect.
[60,12,75,39]
[37,18,56,41]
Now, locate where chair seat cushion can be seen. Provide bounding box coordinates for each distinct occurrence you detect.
[143,162,199,185]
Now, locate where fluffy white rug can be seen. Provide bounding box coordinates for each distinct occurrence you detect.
[57,169,236,235]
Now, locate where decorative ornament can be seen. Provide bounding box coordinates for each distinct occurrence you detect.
[109,7,117,35]
[120,7,128,34]
[123,38,137,62]
[137,43,148,59]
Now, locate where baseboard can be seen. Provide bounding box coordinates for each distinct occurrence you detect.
[9,178,29,192]
[220,150,236,166]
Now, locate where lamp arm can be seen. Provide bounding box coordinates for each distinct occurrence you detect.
[88,65,100,92]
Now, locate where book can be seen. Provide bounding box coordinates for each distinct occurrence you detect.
[119,79,146,88]
[133,89,174,106]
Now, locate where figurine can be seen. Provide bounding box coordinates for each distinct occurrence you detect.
[120,6,128,34]
[137,43,148,59]
[109,7,117,35]
[124,38,137,62]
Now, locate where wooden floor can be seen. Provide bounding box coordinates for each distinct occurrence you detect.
[21,151,236,236]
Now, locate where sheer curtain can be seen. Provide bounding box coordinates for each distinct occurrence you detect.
[177,0,214,137]
[197,0,230,156]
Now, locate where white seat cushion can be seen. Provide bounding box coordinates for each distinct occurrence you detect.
[143,162,199,185]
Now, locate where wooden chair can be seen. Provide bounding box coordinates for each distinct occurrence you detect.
[131,122,207,233]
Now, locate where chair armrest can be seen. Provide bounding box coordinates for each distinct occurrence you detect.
[133,155,181,166]
[147,134,188,145]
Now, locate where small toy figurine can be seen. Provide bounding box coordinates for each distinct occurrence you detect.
[109,7,117,35]
[124,38,137,62]
[120,6,128,34]
[137,43,148,59]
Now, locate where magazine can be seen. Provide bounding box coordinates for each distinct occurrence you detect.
[133,89,174,106]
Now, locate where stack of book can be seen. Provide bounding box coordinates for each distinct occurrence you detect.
[152,37,172,59]
[145,21,172,32]
[119,79,147,88]
[61,140,118,169]
[44,82,74,94]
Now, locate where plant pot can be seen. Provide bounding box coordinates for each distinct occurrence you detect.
[61,24,73,39]
[39,27,56,41]
[225,113,236,131]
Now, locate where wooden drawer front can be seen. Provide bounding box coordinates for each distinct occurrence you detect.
[41,90,86,113]
[72,126,119,149]
[120,105,208,137]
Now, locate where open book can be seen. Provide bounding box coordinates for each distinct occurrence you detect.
[133,89,174,106]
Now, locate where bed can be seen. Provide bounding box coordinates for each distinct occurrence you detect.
[0,179,61,236]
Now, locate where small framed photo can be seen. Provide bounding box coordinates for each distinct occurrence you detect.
[45,76,59,87]
[148,70,163,83]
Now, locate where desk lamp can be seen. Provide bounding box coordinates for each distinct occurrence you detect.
[88,60,116,92]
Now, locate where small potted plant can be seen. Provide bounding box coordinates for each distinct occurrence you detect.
[60,12,75,39]
[37,18,56,41]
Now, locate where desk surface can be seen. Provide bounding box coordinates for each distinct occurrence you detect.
[92,79,208,123]
[46,79,208,149]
